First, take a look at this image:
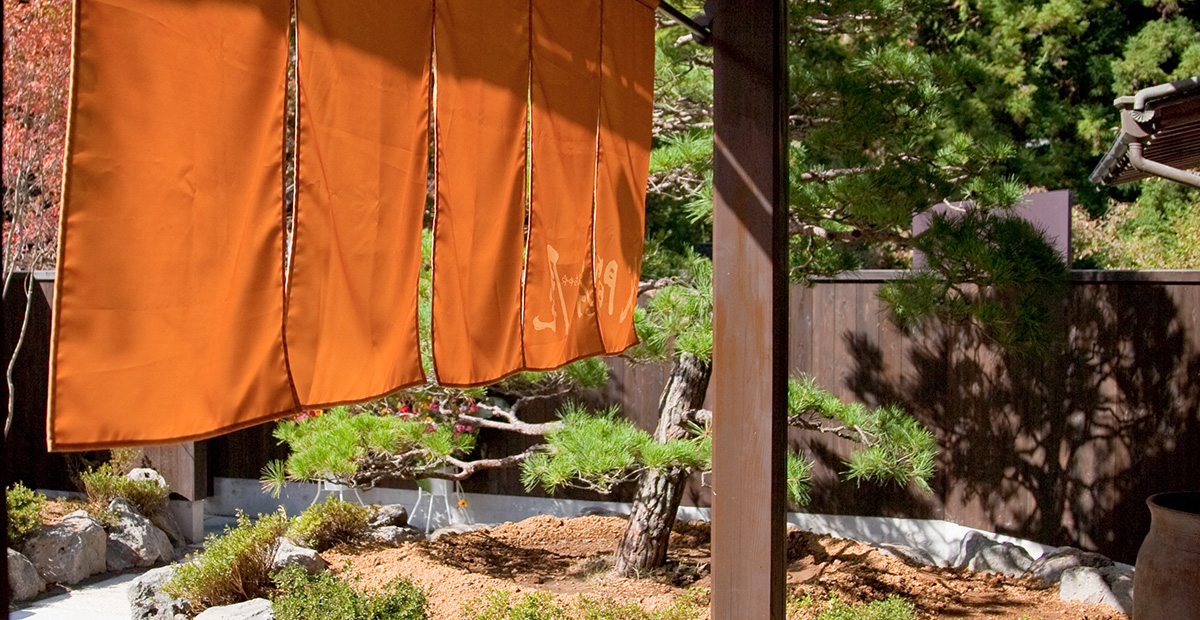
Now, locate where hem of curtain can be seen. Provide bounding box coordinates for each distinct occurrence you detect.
[46,0,85,455]
[47,374,430,452]
[434,336,639,389]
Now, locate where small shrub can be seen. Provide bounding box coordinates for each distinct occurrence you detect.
[165,510,288,611]
[787,593,915,620]
[271,566,427,620]
[108,447,145,472]
[462,591,569,620]
[6,483,46,546]
[80,462,169,516]
[288,497,373,551]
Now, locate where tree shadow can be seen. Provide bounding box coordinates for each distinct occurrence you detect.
[832,274,1200,563]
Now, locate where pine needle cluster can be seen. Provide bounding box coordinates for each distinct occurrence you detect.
[788,376,936,493]
[261,406,476,495]
[630,251,713,363]
[521,403,709,495]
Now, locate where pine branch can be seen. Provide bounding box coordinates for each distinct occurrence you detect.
[793,166,874,183]
[787,219,909,245]
[465,405,563,436]
[638,277,677,296]
[788,413,871,444]
[435,448,545,480]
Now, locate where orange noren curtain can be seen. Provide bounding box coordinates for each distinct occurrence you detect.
[51,0,657,449]
[286,0,431,405]
[594,0,657,352]
[522,0,606,369]
[431,0,530,386]
[49,0,295,449]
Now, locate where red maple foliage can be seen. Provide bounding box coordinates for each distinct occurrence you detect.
[3,0,72,274]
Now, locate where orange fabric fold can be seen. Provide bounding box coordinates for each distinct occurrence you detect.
[286,0,431,405]
[523,0,605,369]
[49,0,295,449]
[431,0,530,386]
[593,0,657,352]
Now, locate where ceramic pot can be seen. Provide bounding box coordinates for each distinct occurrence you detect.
[1134,491,1200,619]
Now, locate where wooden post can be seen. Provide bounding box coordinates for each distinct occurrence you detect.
[710,0,789,619]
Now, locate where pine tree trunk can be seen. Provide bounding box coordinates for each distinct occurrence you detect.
[614,352,711,576]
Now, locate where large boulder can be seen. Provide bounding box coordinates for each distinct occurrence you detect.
[7,548,46,601]
[371,525,425,545]
[22,512,107,585]
[107,498,174,572]
[194,597,274,620]
[369,504,409,528]
[951,531,997,568]
[149,506,188,550]
[272,539,328,576]
[1060,565,1133,615]
[1025,546,1114,587]
[965,541,1035,578]
[129,565,191,620]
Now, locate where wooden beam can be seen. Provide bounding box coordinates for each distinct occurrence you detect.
[709,0,789,619]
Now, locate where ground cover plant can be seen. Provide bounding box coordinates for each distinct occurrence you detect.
[288,496,374,551]
[272,566,428,620]
[462,589,704,620]
[5,482,45,545]
[165,510,289,611]
[80,461,169,518]
[787,594,915,620]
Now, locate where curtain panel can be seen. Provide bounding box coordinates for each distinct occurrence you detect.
[50,0,658,450]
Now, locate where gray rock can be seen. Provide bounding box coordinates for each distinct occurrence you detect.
[149,506,188,550]
[951,530,998,568]
[966,541,1035,578]
[106,498,174,572]
[577,506,624,518]
[8,548,46,601]
[193,597,274,620]
[369,504,409,528]
[22,513,107,584]
[129,565,191,620]
[430,523,482,541]
[1059,565,1133,615]
[371,525,425,545]
[1025,546,1114,587]
[272,539,328,575]
[127,468,169,489]
[876,543,942,568]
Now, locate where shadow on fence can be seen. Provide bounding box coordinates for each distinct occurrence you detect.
[6,270,1200,563]
[798,271,1200,563]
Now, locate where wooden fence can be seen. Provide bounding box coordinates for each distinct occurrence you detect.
[6,270,1200,562]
